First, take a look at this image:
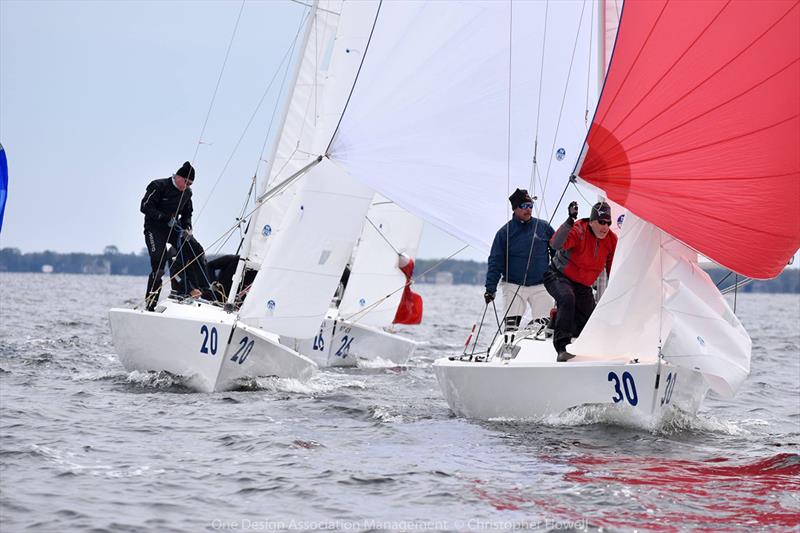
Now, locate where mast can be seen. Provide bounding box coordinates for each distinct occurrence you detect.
[227,0,319,306]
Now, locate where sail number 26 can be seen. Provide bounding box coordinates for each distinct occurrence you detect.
[608,371,638,406]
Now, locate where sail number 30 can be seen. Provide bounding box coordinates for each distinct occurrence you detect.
[608,371,638,406]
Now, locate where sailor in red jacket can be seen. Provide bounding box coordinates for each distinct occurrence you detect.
[544,201,618,362]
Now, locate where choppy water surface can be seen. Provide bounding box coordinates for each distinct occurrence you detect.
[1,273,798,532]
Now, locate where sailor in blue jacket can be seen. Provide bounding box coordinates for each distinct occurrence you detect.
[484,188,555,330]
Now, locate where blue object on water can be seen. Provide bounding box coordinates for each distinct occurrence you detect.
[0,143,7,233]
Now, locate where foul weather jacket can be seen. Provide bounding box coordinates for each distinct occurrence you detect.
[549,217,617,287]
[140,177,193,231]
[485,216,555,294]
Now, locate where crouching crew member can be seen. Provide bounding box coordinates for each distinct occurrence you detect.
[544,201,617,362]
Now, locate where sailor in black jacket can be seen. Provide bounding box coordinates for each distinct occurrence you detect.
[140,161,195,311]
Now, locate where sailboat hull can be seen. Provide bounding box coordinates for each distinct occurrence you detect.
[433,343,708,423]
[281,316,417,368]
[109,301,317,392]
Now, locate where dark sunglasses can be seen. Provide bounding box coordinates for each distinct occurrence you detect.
[518,202,533,209]
[596,219,611,226]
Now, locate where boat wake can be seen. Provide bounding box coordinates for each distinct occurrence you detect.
[487,404,761,435]
[229,374,369,396]
[122,370,193,392]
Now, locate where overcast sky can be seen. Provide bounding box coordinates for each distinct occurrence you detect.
[0,0,485,261]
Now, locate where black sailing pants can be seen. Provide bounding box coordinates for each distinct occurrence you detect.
[543,268,596,354]
[144,225,179,310]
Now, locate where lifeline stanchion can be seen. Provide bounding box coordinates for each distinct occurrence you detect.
[462,324,476,356]
[469,303,491,359]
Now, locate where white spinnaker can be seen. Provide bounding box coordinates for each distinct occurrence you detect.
[239,158,373,337]
[338,196,424,327]
[328,1,599,252]
[570,212,751,397]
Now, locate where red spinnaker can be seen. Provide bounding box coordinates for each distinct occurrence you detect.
[393,257,423,325]
[580,0,800,279]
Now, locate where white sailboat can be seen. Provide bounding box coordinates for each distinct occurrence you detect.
[109,0,420,391]
[109,0,360,392]
[255,0,798,421]
[282,194,423,367]
[231,0,421,368]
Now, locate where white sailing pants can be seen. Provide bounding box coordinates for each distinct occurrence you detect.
[501,282,553,320]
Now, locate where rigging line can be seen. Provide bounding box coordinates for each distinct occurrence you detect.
[254,9,313,183]
[324,0,383,155]
[140,219,240,309]
[193,19,306,221]
[159,160,322,302]
[365,216,401,255]
[715,270,734,289]
[721,277,755,295]
[528,0,549,203]
[540,0,589,201]
[584,0,595,128]
[148,2,255,295]
[547,178,579,229]
[339,245,469,325]
[193,0,247,163]
[504,0,514,293]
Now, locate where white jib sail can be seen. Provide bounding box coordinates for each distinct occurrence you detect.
[570,212,751,397]
[239,158,373,338]
[246,0,346,268]
[246,1,383,269]
[338,195,424,328]
[327,0,599,252]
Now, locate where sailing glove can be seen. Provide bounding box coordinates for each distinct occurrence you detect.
[167,217,177,228]
[484,292,495,304]
[568,201,579,220]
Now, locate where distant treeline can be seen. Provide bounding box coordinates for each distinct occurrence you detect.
[1,247,798,293]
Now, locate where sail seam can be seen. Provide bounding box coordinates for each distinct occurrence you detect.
[592,114,798,174]
[594,0,733,155]
[594,2,800,158]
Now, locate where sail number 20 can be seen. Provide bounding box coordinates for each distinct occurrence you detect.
[200,325,218,355]
[608,371,638,406]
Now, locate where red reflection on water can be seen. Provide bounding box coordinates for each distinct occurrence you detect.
[466,455,799,530]
[566,453,800,530]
